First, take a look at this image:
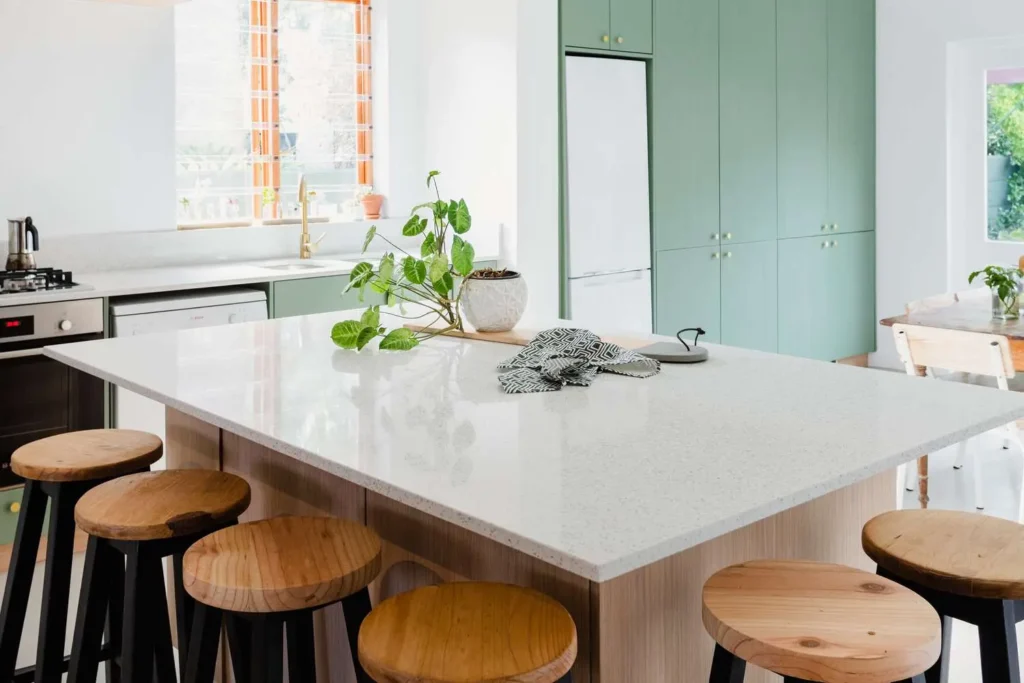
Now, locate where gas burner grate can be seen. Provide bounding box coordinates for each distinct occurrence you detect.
[0,268,79,294]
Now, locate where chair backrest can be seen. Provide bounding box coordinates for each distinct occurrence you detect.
[905,292,957,314]
[954,288,989,305]
[892,324,1015,385]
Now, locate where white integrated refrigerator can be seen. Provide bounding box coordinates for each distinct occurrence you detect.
[564,56,652,334]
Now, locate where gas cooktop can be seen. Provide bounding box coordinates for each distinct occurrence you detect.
[0,268,84,294]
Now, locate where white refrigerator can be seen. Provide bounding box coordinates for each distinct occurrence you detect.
[565,56,652,334]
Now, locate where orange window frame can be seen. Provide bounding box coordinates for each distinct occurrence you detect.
[249,0,373,219]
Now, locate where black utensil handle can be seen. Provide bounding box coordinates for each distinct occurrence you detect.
[24,218,38,251]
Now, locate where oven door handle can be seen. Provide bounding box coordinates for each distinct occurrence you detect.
[0,348,45,360]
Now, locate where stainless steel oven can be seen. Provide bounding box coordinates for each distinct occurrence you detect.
[0,298,105,487]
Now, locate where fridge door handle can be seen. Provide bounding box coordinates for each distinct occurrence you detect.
[580,267,648,278]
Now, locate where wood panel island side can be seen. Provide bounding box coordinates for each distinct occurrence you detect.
[43,313,1024,682]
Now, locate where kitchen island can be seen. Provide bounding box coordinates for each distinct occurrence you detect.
[45,313,1024,682]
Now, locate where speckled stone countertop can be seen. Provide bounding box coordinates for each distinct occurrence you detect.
[44,313,1024,581]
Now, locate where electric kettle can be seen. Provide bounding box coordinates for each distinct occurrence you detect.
[7,217,39,271]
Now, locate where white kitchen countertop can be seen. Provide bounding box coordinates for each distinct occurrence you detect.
[43,314,1024,581]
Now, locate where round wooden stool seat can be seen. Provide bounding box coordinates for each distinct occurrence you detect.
[12,429,162,482]
[702,560,940,683]
[75,470,250,541]
[863,509,1024,600]
[357,582,577,683]
[182,515,382,613]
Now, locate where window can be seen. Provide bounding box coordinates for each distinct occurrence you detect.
[987,68,1024,242]
[175,0,372,228]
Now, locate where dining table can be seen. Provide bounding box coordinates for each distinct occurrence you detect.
[881,293,1024,508]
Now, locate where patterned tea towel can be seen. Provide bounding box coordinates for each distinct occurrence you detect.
[497,328,660,394]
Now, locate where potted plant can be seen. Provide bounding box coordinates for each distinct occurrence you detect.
[359,186,385,220]
[331,170,476,351]
[461,268,528,333]
[968,265,1024,320]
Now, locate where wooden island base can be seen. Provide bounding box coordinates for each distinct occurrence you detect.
[166,408,896,683]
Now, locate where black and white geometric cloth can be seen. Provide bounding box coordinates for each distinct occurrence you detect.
[497,328,660,394]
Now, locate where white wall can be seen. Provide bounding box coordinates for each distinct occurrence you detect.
[876,0,1024,366]
[0,0,176,236]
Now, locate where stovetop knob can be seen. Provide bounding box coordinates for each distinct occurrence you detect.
[58,320,73,332]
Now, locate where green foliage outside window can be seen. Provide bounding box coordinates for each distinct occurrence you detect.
[988,83,1024,241]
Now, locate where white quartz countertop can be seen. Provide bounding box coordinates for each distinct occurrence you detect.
[44,314,1024,581]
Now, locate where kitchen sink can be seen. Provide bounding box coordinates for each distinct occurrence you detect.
[260,262,330,272]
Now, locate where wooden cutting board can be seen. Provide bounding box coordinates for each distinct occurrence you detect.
[403,324,650,350]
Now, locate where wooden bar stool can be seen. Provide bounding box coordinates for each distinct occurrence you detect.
[0,429,162,683]
[67,469,251,683]
[864,510,1024,683]
[181,515,382,683]
[702,560,941,683]
[357,582,578,683]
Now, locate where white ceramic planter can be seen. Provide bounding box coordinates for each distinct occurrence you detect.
[461,272,529,332]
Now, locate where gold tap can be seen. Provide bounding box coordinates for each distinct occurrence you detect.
[298,174,324,259]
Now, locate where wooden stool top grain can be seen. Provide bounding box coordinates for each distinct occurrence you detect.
[357,582,577,683]
[12,429,162,482]
[74,470,250,541]
[182,516,382,613]
[702,560,940,683]
[863,509,1024,599]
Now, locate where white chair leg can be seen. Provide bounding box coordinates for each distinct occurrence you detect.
[903,462,915,491]
[974,447,985,510]
[1003,424,1024,523]
[954,439,968,470]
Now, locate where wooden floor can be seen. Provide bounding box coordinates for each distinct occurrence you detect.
[165,407,896,683]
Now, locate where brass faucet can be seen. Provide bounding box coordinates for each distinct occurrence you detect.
[298,174,324,259]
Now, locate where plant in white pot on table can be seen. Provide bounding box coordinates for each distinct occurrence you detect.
[968,265,1024,320]
[331,170,480,351]
[460,267,528,333]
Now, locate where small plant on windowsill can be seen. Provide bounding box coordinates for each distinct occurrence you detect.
[331,170,474,351]
[969,265,1024,320]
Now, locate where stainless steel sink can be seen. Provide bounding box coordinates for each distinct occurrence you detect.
[260,262,330,272]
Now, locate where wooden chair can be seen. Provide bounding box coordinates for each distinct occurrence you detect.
[891,324,1024,514]
[702,559,940,683]
[358,582,578,683]
[181,515,382,683]
[0,429,163,683]
[864,510,1024,682]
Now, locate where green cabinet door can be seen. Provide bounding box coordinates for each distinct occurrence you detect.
[610,0,652,54]
[651,0,719,252]
[655,247,721,343]
[779,232,875,360]
[828,0,875,234]
[720,0,777,245]
[778,235,835,360]
[828,231,876,359]
[562,0,611,50]
[272,275,385,319]
[778,0,828,239]
[721,240,777,352]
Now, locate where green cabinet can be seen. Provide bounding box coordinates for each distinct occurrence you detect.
[779,232,875,360]
[720,0,777,245]
[828,0,875,235]
[721,241,777,352]
[777,0,828,239]
[271,275,382,319]
[651,0,719,252]
[655,247,721,343]
[562,0,652,54]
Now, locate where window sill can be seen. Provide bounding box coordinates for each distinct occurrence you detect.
[177,216,333,231]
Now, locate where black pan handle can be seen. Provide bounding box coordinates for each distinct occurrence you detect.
[24,217,38,251]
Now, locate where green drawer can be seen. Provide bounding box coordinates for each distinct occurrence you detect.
[0,486,47,547]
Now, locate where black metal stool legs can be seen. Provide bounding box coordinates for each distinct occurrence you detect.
[104,551,125,683]
[184,603,222,683]
[285,612,316,682]
[251,616,284,683]
[0,480,47,681]
[69,537,115,683]
[121,544,154,683]
[225,613,252,683]
[34,483,81,683]
[341,588,374,683]
[172,552,194,676]
[146,557,178,683]
[925,614,953,683]
[979,601,1022,683]
[709,644,746,683]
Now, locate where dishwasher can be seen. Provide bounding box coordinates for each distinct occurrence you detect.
[110,288,268,463]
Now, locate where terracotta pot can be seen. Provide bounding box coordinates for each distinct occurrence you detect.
[461,271,529,332]
[361,194,384,220]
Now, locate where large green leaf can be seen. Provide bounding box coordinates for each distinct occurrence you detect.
[426,170,440,187]
[355,326,377,351]
[428,253,449,284]
[402,257,427,284]
[402,215,427,237]
[377,254,395,284]
[379,327,419,351]
[344,262,374,292]
[451,199,471,234]
[451,238,475,276]
[434,200,448,221]
[331,321,367,349]
[361,225,376,253]
[434,272,454,297]
[421,232,437,257]
[360,306,380,329]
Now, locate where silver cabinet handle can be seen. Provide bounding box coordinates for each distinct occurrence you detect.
[601,34,610,43]
[831,224,839,231]
[724,251,733,258]
[723,233,733,240]
[830,240,838,248]
[616,36,624,44]
[711,252,720,259]
[821,225,828,232]
[822,241,830,249]
[711,233,720,240]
